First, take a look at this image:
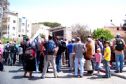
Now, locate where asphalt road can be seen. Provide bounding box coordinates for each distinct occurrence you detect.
[0,66,126,84]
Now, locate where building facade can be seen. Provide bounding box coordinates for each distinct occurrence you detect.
[0,0,9,38]
[6,11,18,38]
[31,22,72,41]
[31,23,50,40]
[18,17,31,38]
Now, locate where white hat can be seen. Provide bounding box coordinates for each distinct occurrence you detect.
[87,38,92,42]
[97,48,101,51]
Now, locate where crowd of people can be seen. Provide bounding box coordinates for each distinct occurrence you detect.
[0,34,126,79]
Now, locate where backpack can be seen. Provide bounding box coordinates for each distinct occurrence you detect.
[5,45,10,52]
[25,48,33,60]
[115,39,125,51]
[46,40,55,55]
[11,44,17,53]
[60,41,66,52]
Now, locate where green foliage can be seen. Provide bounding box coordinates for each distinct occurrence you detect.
[93,28,114,41]
[42,22,61,28]
[1,37,12,44]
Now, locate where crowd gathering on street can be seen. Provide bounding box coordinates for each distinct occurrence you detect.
[0,33,126,79]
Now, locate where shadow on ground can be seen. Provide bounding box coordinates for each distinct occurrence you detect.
[9,68,24,73]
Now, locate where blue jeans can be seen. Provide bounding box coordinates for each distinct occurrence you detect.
[103,60,111,78]
[74,57,85,76]
[56,54,62,72]
[115,54,124,72]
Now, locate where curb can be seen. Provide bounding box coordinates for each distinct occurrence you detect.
[111,72,126,79]
[100,69,126,79]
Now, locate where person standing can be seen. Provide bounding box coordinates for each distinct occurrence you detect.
[113,34,125,73]
[94,48,102,74]
[10,41,18,65]
[56,39,66,72]
[74,37,85,77]
[3,41,11,65]
[23,47,36,78]
[42,35,58,79]
[67,39,75,71]
[85,38,94,75]
[103,41,111,78]
[18,45,23,65]
[39,38,46,72]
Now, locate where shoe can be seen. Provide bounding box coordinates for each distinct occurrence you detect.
[23,75,27,78]
[41,76,45,79]
[115,71,120,73]
[74,75,78,78]
[80,75,83,78]
[54,76,58,78]
[57,70,61,73]
[102,76,109,78]
[120,70,123,73]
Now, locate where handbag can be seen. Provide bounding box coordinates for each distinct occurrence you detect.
[85,60,93,71]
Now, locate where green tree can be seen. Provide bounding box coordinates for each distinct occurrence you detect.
[41,22,61,28]
[93,28,114,41]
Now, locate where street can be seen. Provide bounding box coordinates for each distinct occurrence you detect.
[0,66,126,84]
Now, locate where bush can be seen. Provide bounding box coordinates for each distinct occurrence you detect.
[93,28,114,41]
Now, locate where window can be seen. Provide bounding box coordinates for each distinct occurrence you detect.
[13,20,16,23]
[22,23,25,26]
[13,27,15,30]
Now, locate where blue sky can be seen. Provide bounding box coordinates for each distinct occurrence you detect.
[9,0,126,28]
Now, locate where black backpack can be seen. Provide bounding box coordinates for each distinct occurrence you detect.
[60,41,66,52]
[115,39,125,51]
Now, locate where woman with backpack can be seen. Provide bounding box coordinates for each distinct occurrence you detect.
[23,47,36,78]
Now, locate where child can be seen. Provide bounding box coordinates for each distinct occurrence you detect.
[103,41,111,78]
[95,48,102,74]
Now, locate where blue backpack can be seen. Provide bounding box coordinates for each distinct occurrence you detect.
[46,40,56,55]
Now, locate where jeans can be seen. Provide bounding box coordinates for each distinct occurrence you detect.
[103,60,111,78]
[69,53,74,70]
[115,54,124,72]
[56,54,62,72]
[74,57,85,76]
[10,53,16,65]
